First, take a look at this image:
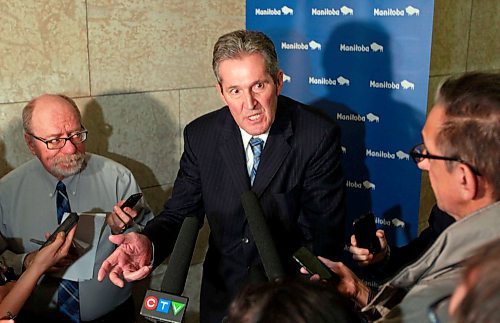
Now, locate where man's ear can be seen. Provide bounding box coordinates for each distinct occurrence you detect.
[215,82,227,105]
[455,163,479,201]
[24,133,36,156]
[275,70,284,95]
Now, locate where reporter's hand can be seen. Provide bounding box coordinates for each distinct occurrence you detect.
[349,229,388,266]
[107,200,139,234]
[33,226,77,273]
[300,257,371,307]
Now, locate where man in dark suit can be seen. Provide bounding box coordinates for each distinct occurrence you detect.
[98,30,345,322]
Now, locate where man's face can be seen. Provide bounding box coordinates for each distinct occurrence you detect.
[25,95,86,179]
[418,105,460,217]
[216,53,283,136]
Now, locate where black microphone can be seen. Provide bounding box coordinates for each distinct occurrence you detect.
[140,216,200,323]
[241,191,285,281]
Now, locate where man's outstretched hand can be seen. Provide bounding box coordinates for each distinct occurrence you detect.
[98,232,153,287]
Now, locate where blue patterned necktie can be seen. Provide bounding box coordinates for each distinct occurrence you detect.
[249,137,264,186]
[56,181,80,323]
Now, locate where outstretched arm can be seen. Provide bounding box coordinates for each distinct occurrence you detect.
[98,232,153,287]
[0,227,76,318]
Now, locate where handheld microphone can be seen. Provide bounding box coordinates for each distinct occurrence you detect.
[140,216,200,323]
[241,191,285,281]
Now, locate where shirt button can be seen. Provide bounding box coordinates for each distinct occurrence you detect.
[241,237,249,244]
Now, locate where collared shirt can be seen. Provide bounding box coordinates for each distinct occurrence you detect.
[240,128,269,176]
[0,153,153,321]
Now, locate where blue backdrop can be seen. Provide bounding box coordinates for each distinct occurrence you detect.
[247,1,435,272]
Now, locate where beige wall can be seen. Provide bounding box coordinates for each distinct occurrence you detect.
[0,0,498,321]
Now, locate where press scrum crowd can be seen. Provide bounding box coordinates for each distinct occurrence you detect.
[0,30,498,323]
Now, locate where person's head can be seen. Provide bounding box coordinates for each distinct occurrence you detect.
[212,30,284,136]
[226,279,360,323]
[411,72,500,219]
[449,238,500,322]
[23,94,87,180]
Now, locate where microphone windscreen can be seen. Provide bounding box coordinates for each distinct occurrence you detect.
[160,216,200,295]
[241,191,284,281]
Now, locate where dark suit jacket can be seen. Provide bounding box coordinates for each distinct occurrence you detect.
[143,95,345,322]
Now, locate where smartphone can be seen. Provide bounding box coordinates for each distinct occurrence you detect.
[41,212,79,249]
[293,247,339,282]
[121,192,143,210]
[353,212,381,254]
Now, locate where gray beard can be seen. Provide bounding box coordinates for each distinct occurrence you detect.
[50,152,87,178]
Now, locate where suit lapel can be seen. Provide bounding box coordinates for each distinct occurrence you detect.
[252,104,293,197]
[218,110,251,191]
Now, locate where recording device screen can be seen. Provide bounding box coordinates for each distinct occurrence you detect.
[353,212,381,254]
[293,247,339,283]
[41,212,79,249]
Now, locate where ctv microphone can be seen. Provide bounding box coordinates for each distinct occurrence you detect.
[241,191,284,281]
[140,216,200,323]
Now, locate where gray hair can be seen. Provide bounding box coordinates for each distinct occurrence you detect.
[434,72,500,199]
[212,30,280,86]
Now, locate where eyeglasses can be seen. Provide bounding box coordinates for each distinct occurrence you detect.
[427,294,451,323]
[28,127,88,150]
[409,143,481,176]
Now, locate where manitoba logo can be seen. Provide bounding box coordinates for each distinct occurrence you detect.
[369,79,415,90]
[375,217,406,228]
[255,5,294,16]
[311,5,354,16]
[373,6,420,16]
[366,149,410,160]
[339,42,384,53]
[282,40,322,51]
[308,75,349,86]
[345,180,375,190]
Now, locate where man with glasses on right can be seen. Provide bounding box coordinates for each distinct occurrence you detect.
[305,72,500,322]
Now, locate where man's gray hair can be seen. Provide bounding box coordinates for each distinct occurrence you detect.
[212,30,280,86]
[435,72,500,199]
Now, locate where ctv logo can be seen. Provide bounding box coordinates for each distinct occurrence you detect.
[144,296,186,316]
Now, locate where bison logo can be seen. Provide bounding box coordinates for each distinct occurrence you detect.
[366,113,380,123]
[337,76,350,86]
[405,6,420,16]
[340,6,354,15]
[281,6,294,15]
[396,150,410,160]
[363,180,376,190]
[400,80,415,90]
[370,42,384,52]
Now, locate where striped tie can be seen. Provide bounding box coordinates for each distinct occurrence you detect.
[249,137,264,186]
[56,181,80,323]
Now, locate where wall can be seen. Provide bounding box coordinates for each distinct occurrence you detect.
[0,0,498,321]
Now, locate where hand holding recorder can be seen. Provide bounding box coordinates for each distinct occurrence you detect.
[350,212,389,267]
[108,192,143,234]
